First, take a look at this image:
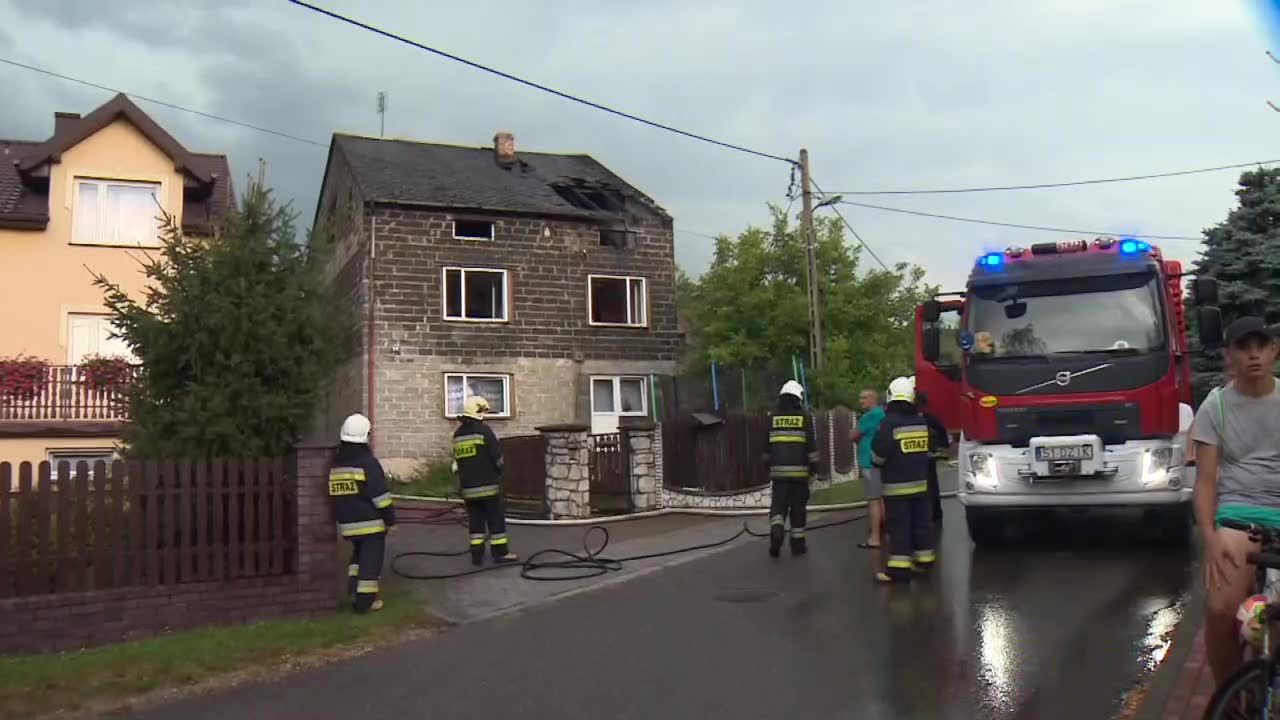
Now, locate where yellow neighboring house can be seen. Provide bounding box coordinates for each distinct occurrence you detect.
[0,93,232,470]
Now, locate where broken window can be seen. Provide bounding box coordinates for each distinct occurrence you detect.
[444,267,508,321]
[552,182,627,212]
[599,229,636,249]
[453,219,495,241]
[589,276,646,326]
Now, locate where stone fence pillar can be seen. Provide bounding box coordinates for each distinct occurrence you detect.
[621,417,658,511]
[538,424,591,519]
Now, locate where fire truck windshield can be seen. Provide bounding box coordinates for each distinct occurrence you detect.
[966,271,1165,359]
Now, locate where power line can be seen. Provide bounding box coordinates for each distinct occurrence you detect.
[822,159,1280,196]
[285,0,795,165]
[808,178,892,272]
[834,199,1203,242]
[0,56,327,148]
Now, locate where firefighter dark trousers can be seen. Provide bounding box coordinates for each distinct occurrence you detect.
[926,458,943,522]
[346,532,386,612]
[769,480,810,555]
[465,496,512,563]
[885,494,936,582]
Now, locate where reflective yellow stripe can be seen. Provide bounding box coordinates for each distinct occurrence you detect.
[884,481,927,496]
[356,580,379,594]
[347,564,359,577]
[790,528,805,537]
[371,492,393,509]
[887,556,913,569]
[470,538,485,546]
[462,485,499,499]
[329,467,366,482]
[491,536,509,545]
[339,519,386,536]
[769,515,785,526]
[913,550,936,563]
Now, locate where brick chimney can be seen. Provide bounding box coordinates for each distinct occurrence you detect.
[494,132,515,165]
[54,112,81,136]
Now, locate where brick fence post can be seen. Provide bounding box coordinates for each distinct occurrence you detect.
[537,424,591,519]
[290,442,340,605]
[621,417,658,511]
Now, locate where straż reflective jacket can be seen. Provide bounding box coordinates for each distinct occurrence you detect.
[871,401,933,497]
[453,418,504,500]
[328,441,396,537]
[763,394,819,481]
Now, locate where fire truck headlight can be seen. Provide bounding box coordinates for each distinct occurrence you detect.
[968,452,999,490]
[1141,447,1173,488]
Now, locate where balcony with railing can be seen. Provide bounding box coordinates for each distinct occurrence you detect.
[0,364,139,428]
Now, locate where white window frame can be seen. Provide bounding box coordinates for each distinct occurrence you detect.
[590,375,649,417]
[442,266,510,323]
[47,449,118,481]
[452,219,496,241]
[443,373,513,419]
[587,275,647,328]
[71,177,163,248]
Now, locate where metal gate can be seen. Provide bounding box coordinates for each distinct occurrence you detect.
[589,433,632,514]
[502,434,549,518]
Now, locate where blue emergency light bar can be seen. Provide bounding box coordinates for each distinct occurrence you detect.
[1119,239,1150,255]
[976,236,1151,268]
[978,252,1004,267]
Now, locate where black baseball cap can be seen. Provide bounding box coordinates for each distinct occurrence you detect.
[1225,316,1273,346]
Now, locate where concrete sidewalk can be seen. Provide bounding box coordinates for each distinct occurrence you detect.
[386,509,851,623]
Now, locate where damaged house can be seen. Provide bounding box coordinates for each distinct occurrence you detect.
[314,131,682,474]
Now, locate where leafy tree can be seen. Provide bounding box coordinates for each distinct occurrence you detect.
[679,204,934,408]
[1186,167,1280,401]
[91,180,354,459]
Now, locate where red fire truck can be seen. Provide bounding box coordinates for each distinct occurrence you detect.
[914,237,1206,545]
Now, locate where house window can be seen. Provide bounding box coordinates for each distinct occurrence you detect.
[443,267,508,322]
[67,313,136,365]
[598,229,636,249]
[588,275,646,327]
[444,373,512,418]
[591,376,648,416]
[72,178,162,247]
[453,219,495,241]
[47,449,117,481]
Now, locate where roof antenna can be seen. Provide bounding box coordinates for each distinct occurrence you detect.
[376,91,388,136]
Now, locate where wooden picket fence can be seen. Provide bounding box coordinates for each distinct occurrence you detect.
[0,458,294,598]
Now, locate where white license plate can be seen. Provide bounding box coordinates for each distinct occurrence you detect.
[1035,445,1094,461]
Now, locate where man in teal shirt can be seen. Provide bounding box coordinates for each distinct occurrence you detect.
[853,388,886,548]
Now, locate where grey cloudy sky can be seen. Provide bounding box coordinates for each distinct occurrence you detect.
[0,0,1275,289]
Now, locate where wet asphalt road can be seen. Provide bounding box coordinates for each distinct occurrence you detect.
[123,475,1195,720]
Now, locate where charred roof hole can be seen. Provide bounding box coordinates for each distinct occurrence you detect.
[552,181,627,213]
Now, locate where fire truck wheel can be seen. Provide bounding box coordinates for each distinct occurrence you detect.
[1145,506,1192,547]
[965,508,1002,547]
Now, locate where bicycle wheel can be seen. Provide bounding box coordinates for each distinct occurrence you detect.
[1204,658,1277,719]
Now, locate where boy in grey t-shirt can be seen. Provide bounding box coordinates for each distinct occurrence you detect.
[1192,316,1280,686]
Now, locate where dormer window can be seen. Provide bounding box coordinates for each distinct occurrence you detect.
[72,178,162,247]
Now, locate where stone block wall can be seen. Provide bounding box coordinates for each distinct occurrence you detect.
[542,426,591,519]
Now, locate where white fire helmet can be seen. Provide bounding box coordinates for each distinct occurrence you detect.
[887,377,916,404]
[340,413,372,444]
[779,380,805,399]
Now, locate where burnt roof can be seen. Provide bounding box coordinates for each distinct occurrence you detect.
[327,133,669,224]
[0,93,233,234]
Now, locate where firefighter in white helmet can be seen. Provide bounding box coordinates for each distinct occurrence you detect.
[453,395,518,565]
[329,413,396,612]
[871,377,937,583]
[764,380,820,557]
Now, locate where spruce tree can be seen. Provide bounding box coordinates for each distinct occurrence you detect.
[92,180,354,459]
[1187,167,1280,401]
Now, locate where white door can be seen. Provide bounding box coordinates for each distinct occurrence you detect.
[590,376,647,435]
[67,314,135,365]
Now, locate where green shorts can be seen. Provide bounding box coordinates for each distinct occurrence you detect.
[1215,504,1280,530]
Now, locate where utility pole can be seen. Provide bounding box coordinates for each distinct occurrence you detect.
[799,148,824,370]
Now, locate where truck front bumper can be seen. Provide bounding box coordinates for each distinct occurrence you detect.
[960,487,1192,509]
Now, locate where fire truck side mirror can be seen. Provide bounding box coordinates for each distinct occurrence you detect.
[922,300,942,323]
[922,326,942,362]
[1192,277,1219,307]
[1197,306,1224,350]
